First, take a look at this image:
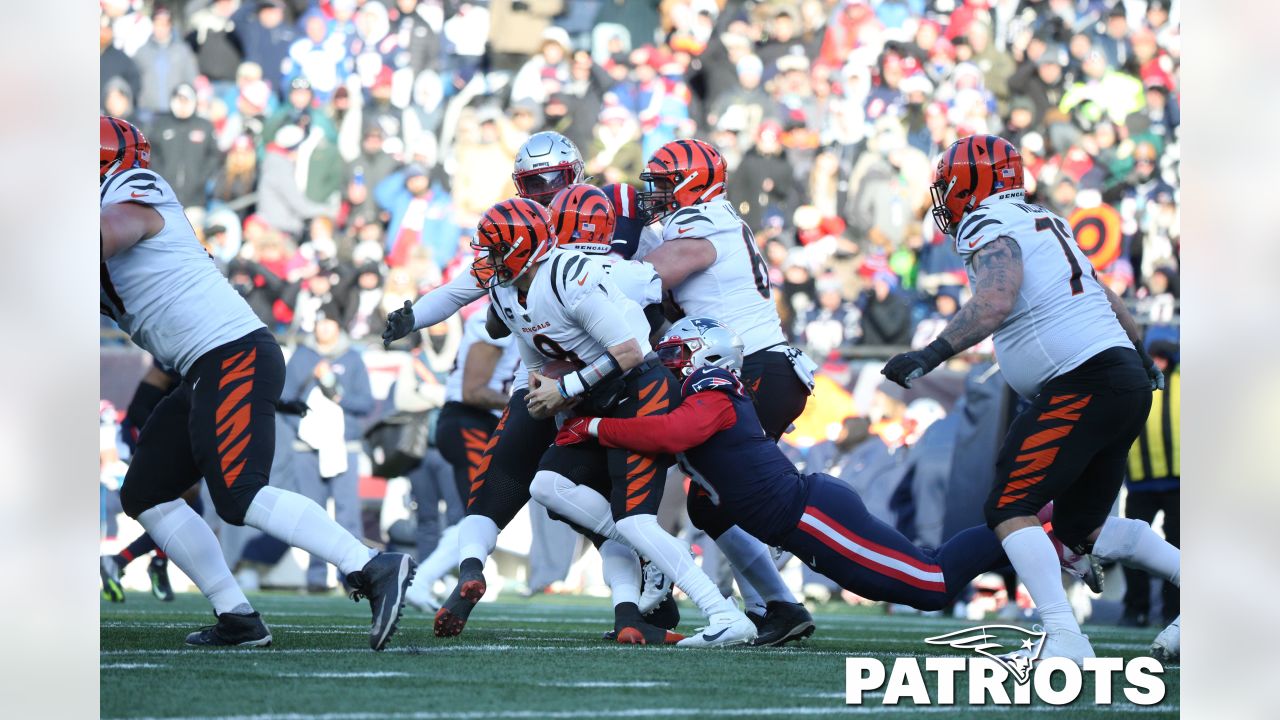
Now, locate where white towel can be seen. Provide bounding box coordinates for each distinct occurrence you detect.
[296,386,349,478]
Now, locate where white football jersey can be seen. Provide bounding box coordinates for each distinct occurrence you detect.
[101,168,264,376]
[444,311,521,413]
[661,199,786,354]
[488,248,651,373]
[954,195,1132,398]
[599,256,663,308]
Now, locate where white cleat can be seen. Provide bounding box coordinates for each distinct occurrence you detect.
[1151,615,1179,664]
[404,574,441,613]
[1002,627,1096,667]
[638,560,672,615]
[676,610,757,648]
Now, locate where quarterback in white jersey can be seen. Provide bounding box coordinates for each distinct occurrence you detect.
[100,117,414,651]
[636,138,817,646]
[883,134,1181,664]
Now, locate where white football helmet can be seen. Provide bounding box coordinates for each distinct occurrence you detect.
[656,317,745,377]
[513,131,585,206]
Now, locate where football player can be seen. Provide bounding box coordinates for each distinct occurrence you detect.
[472,199,755,647]
[636,139,817,645]
[554,318,1093,614]
[405,307,520,613]
[100,117,415,650]
[881,134,1180,663]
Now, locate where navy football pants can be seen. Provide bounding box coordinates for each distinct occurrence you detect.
[780,474,1009,611]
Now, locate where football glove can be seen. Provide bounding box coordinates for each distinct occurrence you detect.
[382,299,415,349]
[1139,351,1167,391]
[881,338,955,389]
[555,417,598,446]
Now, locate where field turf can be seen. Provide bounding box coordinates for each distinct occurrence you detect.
[101,591,1178,719]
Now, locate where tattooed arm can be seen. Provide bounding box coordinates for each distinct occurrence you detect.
[938,237,1024,352]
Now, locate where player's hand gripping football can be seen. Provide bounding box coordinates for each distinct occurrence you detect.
[555,417,597,446]
[382,300,415,349]
[526,371,577,419]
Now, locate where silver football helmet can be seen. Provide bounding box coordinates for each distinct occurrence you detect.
[656,317,745,377]
[512,131,585,206]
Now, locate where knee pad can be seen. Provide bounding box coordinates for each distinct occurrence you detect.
[1091,516,1146,561]
[215,485,263,527]
[686,489,733,539]
[529,470,561,507]
[119,484,148,520]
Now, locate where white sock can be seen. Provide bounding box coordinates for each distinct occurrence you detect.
[1001,525,1080,635]
[716,525,793,610]
[456,514,499,563]
[1092,516,1181,586]
[418,523,461,586]
[615,514,736,619]
[600,539,641,607]
[244,486,374,577]
[530,470,619,538]
[138,499,250,615]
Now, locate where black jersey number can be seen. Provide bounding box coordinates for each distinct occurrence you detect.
[532,334,584,367]
[741,224,770,299]
[1035,216,1085,296]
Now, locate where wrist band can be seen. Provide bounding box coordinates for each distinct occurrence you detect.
[559,371,586,398]
[923,338,957,369]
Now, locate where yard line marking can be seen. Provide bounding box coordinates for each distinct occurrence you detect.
[544,681,670,688]
[277,672,413,679]
[107,704,1182,720]
[101,663,166,669]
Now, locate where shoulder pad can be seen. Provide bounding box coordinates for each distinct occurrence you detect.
[101,168,173,208]
[548,250,605,310]
[681,366,745,398]
[663,205,718,242]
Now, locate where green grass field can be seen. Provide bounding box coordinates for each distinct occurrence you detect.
[101,592,1178,719]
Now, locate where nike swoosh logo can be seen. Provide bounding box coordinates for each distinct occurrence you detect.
[130,192,147,198]
[677,227,692,235]
[701,627,729,642]
[967,236,983,249]
[577,275,587,286]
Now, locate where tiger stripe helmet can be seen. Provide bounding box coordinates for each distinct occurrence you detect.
[470,198,556,289]
[100,115,151,184]
[548,184,616,255]
[930,134,1024,235]
[638,139,727,224]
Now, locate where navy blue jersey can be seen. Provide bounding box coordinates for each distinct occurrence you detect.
[674,367,807,543]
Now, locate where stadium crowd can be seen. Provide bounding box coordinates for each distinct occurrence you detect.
[100,0,1180,355]
[100,0,1180,622]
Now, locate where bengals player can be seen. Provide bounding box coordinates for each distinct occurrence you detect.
[882,134,1181,663]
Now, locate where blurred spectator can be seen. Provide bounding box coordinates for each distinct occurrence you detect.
[799,276,862,358]
[286,10,349,102]
[1059,49,1145,127]
[263,77,339,151]
[488,0,566,72]
[212,135,260,214]
[102,78,138,126]
[389,0,442,75]
[588,104,643,186]
[511,26,572,105]
[451,110,518,218]
[377,164,458,269]
[133,7,199,120]
[342,262,388,343]
[232,0,297,87]
[148,84,219,209]
[100,14,141,108]
[280,308,373,591]
[257,125,334,238]
[186,0,244,84]
[860,271,912,347]
[730,121,795,232]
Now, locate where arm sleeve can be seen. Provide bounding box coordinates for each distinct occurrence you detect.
[595,392,737,455]
[411,272,485,330]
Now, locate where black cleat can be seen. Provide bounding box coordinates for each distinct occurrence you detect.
[185,611,272,647]
[434,557,486,638]
[347,552,416,651]
[643,592,681,630]
[100,556,125,603]
[148,556,175,602]
[749,601,816,647]
[603,602,685,644]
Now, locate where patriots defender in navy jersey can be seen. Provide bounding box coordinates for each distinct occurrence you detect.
[557,318,1096,614]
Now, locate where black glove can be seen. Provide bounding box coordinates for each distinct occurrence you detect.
[274,399,310,417]
[1139,350,1166,391]
[383,299,415,349]
[881,339,955,389]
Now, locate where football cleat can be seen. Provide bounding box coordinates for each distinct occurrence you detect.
[148,556,175,602]
[644,592,681,630]
[615,621,685,645]
[675,609,757,648]
[1150,615,1180,664]
[434,557,486,638]
[748,601,815,647]
[1039,503,1104,593]
[638,559,673,615]
[100,555,125,603]
[1001,626,1095,667]
[346,552,416,651]
[184,611,272,647]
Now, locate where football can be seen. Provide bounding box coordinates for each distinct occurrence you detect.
[537,359,580,381]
